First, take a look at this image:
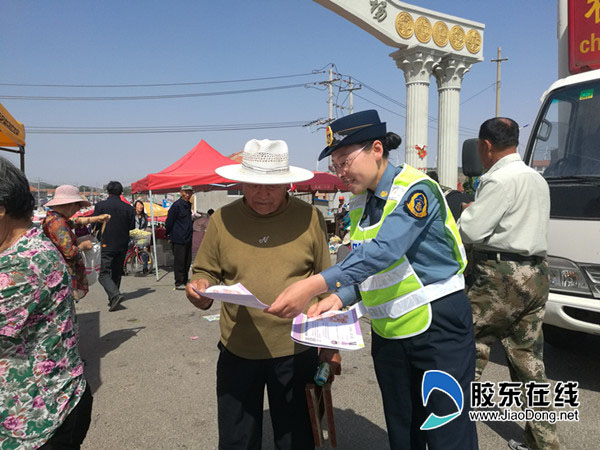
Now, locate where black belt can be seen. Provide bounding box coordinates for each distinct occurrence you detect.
[472,250,544,264]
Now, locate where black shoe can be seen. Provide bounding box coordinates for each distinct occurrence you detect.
[508,440,530,450]
[109,294,124,311]
[142,267,149,275]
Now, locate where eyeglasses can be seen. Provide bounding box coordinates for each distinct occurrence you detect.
[328,144,369,174]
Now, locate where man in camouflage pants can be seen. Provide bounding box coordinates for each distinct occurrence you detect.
[460,117,559,450]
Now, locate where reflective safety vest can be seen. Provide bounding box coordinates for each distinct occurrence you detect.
[349,165,467,339]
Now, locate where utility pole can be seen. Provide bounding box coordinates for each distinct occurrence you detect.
[312,65,343,171]
[328,67,334,124]
[339,77,362,114]
[349,78,354,113]
[491,47,508,117]
[327,66,335,171]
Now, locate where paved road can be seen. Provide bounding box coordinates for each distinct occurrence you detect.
[77,268,600,449]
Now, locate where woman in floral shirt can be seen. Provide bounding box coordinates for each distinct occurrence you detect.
[0,158,92,449]
[42,185,110,300]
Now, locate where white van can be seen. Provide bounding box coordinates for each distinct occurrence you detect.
[524,69,600,343]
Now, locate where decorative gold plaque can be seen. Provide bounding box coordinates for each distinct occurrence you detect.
[432,21,449,47]
[395,12,414,39]
[449,25,465,50]
[414,17,432,43]
[465,29,482,54]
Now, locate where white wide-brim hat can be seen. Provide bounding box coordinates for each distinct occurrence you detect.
[216,139,314,185]
[45,184,92,207]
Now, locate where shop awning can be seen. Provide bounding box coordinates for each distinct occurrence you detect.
[0,102,25,147]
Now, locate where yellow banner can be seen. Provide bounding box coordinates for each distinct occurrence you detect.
[0,102,25,147]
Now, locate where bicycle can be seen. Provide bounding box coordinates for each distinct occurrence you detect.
[123,231,152,276]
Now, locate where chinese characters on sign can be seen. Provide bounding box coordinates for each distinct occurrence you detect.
[569,0,600,73]
[369,0,387,22]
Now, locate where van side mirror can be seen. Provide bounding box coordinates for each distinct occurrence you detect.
[462,138,483,177]
[536,118,552,142]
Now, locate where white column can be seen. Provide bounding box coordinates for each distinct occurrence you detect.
[434,57,471,189]
[391,49,440,171]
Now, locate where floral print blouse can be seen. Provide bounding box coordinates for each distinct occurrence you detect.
[0,226,86,450]
[42,210,88,300]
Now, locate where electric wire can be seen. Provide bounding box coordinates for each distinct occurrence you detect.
[461,82,496,105]
[0,82,319,101]
[27,120,311,135]
[353,92,406,118]
[0,72,326,88]
[13,64,482,136]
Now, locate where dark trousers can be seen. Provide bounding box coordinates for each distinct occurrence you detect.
[172,241,192,286]
[216,343,317,450]
[39,383,93,449]
[98,249,126,301]
[371,290,478,450]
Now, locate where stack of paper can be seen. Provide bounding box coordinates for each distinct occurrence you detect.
[291,304,365,351]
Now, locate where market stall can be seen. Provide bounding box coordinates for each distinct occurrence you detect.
[131,139,238,278]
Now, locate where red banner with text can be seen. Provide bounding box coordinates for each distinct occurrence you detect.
[569,0,600,73]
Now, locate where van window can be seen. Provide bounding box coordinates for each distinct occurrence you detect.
[531,80,600,178]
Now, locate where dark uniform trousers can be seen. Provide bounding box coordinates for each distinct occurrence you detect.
[371,289,478,450]
[216,343,317,450]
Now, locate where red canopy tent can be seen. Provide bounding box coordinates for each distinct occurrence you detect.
[131,140,238,194]
[291,171,348,193]
[131,139,240,278]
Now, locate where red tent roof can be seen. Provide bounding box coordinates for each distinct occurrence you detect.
[131,140,239,194]
[291,171,348,193]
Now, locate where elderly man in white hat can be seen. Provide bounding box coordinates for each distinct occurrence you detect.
[185,139,331,449]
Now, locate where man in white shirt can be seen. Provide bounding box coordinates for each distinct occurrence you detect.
[459,118,559,450]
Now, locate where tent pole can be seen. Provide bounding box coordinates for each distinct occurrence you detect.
[149,190,159,280]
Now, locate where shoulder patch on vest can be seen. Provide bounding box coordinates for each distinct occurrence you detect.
[405,190,428,219]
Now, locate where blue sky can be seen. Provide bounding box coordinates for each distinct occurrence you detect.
[0,1,557,187]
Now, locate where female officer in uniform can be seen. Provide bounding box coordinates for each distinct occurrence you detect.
[266,110,478,450]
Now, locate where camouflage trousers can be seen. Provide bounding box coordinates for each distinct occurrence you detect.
[466,255,560,450]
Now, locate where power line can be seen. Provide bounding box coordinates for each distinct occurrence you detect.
[353,93,406,118]
[27,120,313,135]
[351,76,407,110]
[14,65,482,136]
[461,82,496,105]
[339,70,479,132]
[0,82,323,101]
[0,71,326,88]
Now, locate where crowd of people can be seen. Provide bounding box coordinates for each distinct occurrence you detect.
[0,109,557,450]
